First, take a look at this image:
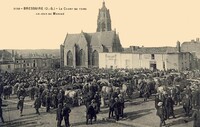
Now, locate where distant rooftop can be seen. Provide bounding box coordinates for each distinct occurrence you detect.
[123,46,178,54]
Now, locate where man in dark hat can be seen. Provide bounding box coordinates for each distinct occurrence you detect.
[156,101,166,127]
[17,96,24,116]
[94,92,101,113]
[45,91,51,112]
[165,94,175,119]
[91,99,98,121]
[182,94,192,117]
[118,94,125,118]
[86,102,95,125]
[33,95,41,115]
[57,89,64,106]
[56,103,63,127]
[62,103,71,127]
[108,97,115,118]
[113,97,120,121]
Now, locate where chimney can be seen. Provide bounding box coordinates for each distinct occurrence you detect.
[196,38,199,42]
[11,50,15,61]
[176,41,181,52]
[12,50,15,57]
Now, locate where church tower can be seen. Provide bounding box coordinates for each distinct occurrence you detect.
[96,1,112,32]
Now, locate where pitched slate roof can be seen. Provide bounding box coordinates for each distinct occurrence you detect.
[64,31,120,49]
[64,34,81,47]
[124,47,178,54]
[87,31,116,47]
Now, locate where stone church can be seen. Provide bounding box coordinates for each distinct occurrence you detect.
[60,1,123,68]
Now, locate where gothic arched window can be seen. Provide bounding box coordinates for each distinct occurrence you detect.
[67,50,73,66]
[92,50,99,67]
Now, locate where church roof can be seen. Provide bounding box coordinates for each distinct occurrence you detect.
[87,31,116,47]
[64,31,119,48]
[64,34,82,47]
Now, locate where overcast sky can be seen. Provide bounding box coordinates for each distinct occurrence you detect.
[1,0,200,49]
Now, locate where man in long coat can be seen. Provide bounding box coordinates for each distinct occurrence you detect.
[17,96,24,116]
[62,103,71,127]
[113,97,121,121]
[33,95,41,115]
[56,104,63,127]
[182,94,192,117]
[108,97,115,118]
[45,92,51,112]
[165,95,175,119]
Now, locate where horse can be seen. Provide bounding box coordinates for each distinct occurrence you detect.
[64,89,82,106]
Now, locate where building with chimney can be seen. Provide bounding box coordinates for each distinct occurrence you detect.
[60,1,123,68]
[99,42,194,71]
[181,38,200,58]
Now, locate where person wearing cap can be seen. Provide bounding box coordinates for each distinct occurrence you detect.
[113,97,120,121]
[17,96,24,116]
[165,94,175,119]
[94,92,101,113]
[182,94,192,117]
[192,105,200,127]
[91,99,98,121]
[108,97,115,118]
[156,101,166,127]
[33,95,41,115]
[86,102,95,125]
[45,92,51,112]
[57,89,64,106]
[118,94,125,118]
[56,104,63,127]
[62,103,71,127]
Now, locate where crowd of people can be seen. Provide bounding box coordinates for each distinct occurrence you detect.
[0,68,200,126]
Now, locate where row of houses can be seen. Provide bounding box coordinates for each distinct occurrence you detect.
[98,42,198,71]
[0,50,60,73]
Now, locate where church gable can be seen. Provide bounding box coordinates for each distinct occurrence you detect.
[64,34,80,48]
[77,32,88,48]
